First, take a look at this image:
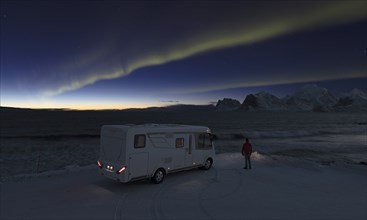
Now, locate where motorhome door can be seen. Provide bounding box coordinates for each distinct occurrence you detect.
[129,152,149,180]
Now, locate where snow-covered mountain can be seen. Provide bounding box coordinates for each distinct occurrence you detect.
[339,88,366,103]
[226,84,366,112]
[240,92,287,111]
[215,98,241,111]
[334,89,367,112]
[284,84,337,112]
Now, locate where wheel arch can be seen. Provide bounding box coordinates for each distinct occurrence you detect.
[151,167,167,177]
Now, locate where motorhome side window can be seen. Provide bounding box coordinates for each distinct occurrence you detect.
[175,138,184,148]
[134,134,146,148]
[196,133,212,149]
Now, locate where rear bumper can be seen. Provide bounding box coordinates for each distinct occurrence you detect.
[99,168,128,182]
[98,159,129,182]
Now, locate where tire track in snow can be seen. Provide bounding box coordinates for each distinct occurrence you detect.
[151,170,209,220]
[114,193,126,220]
[198,168,243,219]
[203,168,243,200]
[150,183,167,220]
[198,167,218,220]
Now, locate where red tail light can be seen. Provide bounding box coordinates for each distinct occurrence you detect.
[116,166,126,174]
[97,160,103,168]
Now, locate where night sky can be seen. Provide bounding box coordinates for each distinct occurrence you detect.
[1,0,366,110]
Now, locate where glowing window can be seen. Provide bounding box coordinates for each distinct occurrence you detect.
[175,138,184,148]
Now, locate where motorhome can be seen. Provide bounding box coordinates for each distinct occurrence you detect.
[97,124,215,184]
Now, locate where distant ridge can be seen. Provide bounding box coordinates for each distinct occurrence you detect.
[124,104,216,112]
[216,98,241,111]
[0,104,216,112]
[240,92,287,111]
[216,84,367,112]
[0,106,70,111]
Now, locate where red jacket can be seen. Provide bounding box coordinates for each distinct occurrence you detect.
[242,142,252,155]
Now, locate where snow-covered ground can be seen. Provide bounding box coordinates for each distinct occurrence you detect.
[1,111,366,177]
[1,153,366,220]
[1,110,366,219]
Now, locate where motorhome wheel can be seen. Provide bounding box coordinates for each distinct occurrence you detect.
[152,169,165,184]
[203,158,212,170]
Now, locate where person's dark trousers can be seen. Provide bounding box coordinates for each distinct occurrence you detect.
[245,154,251,169]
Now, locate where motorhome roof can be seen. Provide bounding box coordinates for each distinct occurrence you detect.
[103,124,210,132]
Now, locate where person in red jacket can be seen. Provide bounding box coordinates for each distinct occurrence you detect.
[242,138,253,169]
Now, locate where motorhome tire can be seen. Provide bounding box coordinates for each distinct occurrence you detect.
[152,169,165,184]
[202,158,212,170]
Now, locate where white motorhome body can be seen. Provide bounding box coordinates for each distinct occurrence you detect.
[98,124,215,183]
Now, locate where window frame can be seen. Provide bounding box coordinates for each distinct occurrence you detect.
[134,134,146,148]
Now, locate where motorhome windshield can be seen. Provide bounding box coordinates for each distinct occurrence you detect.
[196,133,212,150]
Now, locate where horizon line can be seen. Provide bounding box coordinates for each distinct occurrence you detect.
[0,103,217,111]
[2,84,365,111]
